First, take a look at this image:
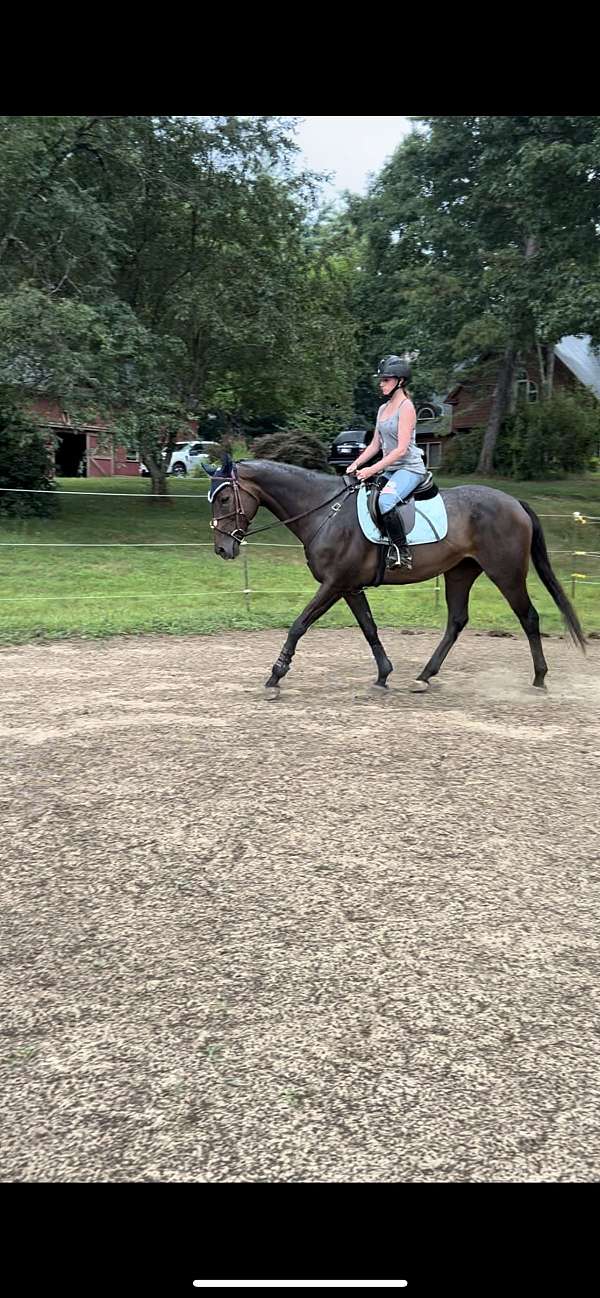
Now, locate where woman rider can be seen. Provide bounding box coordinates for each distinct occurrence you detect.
[346,356,427,568]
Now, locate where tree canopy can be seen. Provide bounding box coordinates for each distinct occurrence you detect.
[0,116,357,489]
[350,116,600,469]
[2,116,600,482]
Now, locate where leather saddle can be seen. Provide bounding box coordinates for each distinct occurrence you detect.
[359,470,438,534]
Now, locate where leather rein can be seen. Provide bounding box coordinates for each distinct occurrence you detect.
[208,471,357,547]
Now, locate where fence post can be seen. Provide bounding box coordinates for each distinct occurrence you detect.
[572,511,587,605]
[434,574,440,613]
[242,547,251,612]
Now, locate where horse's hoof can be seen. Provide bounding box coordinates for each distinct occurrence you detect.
[409,678,429,693]
[264,686,281,702]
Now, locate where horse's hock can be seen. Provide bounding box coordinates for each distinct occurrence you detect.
[2,628,600,1183]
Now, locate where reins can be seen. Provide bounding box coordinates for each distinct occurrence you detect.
[209,471,357,546]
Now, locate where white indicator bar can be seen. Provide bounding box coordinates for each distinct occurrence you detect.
[193,1284,407,1290]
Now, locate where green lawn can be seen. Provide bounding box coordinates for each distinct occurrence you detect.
[1,473,599,645]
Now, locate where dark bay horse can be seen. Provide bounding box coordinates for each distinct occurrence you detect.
[205,456,585,693]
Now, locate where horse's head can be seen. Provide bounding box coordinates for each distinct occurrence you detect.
[204,453,260,560]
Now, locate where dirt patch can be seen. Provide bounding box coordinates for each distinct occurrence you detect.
[1,627,600,1182]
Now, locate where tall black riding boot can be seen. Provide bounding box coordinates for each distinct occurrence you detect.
[384,505,412,569]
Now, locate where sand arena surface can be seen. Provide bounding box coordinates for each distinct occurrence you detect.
[1,627,600,1181]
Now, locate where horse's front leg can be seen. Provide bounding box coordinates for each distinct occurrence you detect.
[344,590,393,687]
[265,582,342,690]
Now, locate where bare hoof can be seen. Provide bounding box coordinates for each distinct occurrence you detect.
[264,686,281,702]
[409,678,429,693]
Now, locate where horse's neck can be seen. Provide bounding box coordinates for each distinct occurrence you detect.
[239,461,332,525]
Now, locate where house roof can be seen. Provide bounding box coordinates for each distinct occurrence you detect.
[554,335,600,400]
[444,336,600,402]
[416,418,452,438]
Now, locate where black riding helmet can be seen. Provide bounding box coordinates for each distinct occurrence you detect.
[375,354,412,402]
[375,355,412,382]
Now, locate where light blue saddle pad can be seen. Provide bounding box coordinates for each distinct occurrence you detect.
[357,485,448,546]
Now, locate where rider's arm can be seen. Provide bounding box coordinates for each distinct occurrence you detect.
[347,428,381,474]
[376,401,416,472]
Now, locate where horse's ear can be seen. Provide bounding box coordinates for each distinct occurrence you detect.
[201,461,217,477]
[221,451,235,476]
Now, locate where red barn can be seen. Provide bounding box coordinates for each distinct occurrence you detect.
[28,398,201,477]
[29,397,141,477]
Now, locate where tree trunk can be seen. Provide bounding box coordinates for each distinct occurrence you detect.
[546,344,555,399]
[139,441,171,501]
[536,340,555,401]
[536,339,547,397]
[477,345,518,474]
[148,462,169,498]
[508,350,522,416]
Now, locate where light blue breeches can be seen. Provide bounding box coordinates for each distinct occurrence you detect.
[378,468,427,515]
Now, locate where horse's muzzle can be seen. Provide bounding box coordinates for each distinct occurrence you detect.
[215,539,240,560]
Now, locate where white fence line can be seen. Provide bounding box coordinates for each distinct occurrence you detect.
[2,485,600,522]
[0,486,210,499]
[1,491,599,609]
[0,589,330,603]
[0,540,303,548]
[0,541,216,548]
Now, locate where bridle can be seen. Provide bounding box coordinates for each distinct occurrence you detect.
[208,472,259,545]
[209,467,355,546]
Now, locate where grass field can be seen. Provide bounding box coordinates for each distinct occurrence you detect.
[1,473,600,645]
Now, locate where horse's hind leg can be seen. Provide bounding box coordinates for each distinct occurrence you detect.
[416,559,482,685]
[344,590,393,687]
[485,569,548,688]
[265,582,342,690]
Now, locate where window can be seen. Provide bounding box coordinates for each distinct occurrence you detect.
[126,449,139,462]
[426,442,442,468]
[515,369,538,403]
[417,405,436,422]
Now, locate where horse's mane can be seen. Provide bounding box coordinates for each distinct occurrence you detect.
[239,459,334,485]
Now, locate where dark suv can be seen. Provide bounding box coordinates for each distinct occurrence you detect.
[328,428,375,474]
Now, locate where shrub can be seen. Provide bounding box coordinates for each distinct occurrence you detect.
[442,392,600,479]
[502,391,600,479]
[0,397,58,517]
[441,429,484,475]
[250,430,333,473]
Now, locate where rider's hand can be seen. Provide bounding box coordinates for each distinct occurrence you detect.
[357,466,375,481]
[346,462,358,475]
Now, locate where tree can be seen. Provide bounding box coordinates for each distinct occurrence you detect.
[351,117,600,472]
[0,116,357,488]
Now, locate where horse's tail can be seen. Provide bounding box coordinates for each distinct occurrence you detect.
[519,500,586,652]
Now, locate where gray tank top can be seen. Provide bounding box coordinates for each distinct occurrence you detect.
[377,399,425,475]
